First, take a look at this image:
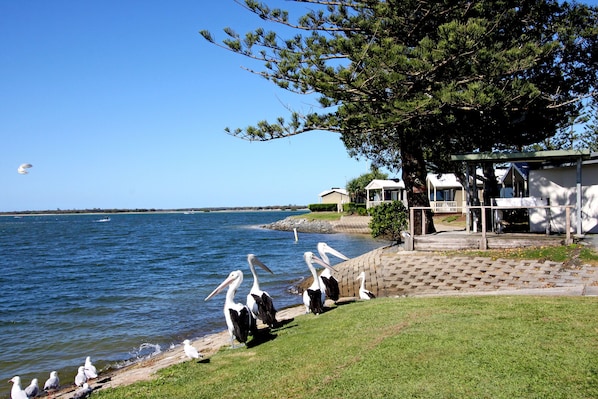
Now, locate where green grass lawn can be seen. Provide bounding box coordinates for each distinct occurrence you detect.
[94,296,598,399]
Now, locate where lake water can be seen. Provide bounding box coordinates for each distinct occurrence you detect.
[0,211,384,389]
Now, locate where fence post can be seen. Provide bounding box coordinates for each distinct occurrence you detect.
[481,206,487,250]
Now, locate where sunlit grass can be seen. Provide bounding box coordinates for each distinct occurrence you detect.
[94,296,598,399]
[443,244,598,265]
[290,212,344,221]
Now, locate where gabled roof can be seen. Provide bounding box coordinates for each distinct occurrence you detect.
[319,188,349,197]
[365,179,405,190]
[426,173,462,189]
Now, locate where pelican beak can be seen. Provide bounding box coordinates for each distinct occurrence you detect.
[252,256,274,274]
[311,254,337,273]
[204,274,236,301]
[318,242,350,261]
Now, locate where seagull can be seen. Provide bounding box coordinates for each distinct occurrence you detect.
[9,376,28,399]
[183,339,202,360]
[72,383,93,399]
[356,271,376,300]
[317,242,349,303]
[74,366,87,387]
[43,371,60,391]
[205,270,255,348]
[17,163,33,175]
[302,252,338,314]
[83,356,97,379]
[24,378,39,398]
[246,254,277,328]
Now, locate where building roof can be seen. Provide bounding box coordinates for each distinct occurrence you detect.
[426,173,462,189]
[318,188,349,197]
[450,149,590,163]
[365,179,405,190]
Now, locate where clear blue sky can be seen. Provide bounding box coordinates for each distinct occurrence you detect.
[0,1,381,212]
[2,1,595,212]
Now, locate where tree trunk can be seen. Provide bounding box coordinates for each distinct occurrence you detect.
[401,140,436,235]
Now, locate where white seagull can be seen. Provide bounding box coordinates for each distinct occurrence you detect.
[317,242,349,303]
[24,378,39,398]
[302,252,337,314]
[205,270,255,348]
[17,163,33,175]
[74,366,87,387]
[83,356,98,379]
[43,371,60,392]
[246,254,277,328]
[183,339,202,360]
[9,376,28,399]
[72,383,93,399]
[356,271,376,300]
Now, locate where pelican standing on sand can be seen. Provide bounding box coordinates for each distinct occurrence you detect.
[9,376,28,399]
[205,270,255,348]
[356,271,376,299]
[302,252,337,314]
[246,254,277,328]
[317,242,349,303]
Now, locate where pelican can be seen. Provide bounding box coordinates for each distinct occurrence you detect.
[302,252,337,314]
[246,254,277,328]
[205,270,255,348]
[24,378,39,398]
[83,356,97,379]
[9,376,28,399]
[317,242,349,303]
[74,366,87,387]
[43,371,59,392]
[356,271,376,300]
[183,339,202,360]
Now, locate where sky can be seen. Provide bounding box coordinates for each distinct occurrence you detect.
[2,1,596,212]
[0,1,381,212]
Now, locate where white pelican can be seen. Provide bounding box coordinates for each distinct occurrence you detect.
[83,356,98,379]
[17,163,33,175]
[9,376,28,399]
[43,371,60,392]
[356,271,376,300]
[317,242,349,303]
[24,378,39,398]
[75,366,87,387]
[183,339,202,360]
[302,252,337,314]
[205,270,255,348]
[246,254,277,328]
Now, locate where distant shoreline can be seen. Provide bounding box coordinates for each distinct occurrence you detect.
[0,206,309,217]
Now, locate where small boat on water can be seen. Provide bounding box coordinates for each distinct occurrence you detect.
[95,217,111,222]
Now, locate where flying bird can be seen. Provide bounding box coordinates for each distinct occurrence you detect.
[17,163,33,175]
[302,252,337,314]
[43,371,60,392]
[183,339,202,360]
[317,242,349,303]
[72,383,93,399]
[74,366,87,387]
[356,271,376,300]
[9,376,28,399]
[246,254,277,328]
[24,378,39,398]
[83,356,97,379]
[205,270,255,348]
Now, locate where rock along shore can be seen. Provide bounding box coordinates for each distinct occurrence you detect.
[261,215,372,235]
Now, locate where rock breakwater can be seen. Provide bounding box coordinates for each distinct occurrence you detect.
[261,217,335,234]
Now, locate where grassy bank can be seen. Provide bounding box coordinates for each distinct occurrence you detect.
[94,296,598,399]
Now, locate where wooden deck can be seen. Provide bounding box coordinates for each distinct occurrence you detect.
[413,230,568,251]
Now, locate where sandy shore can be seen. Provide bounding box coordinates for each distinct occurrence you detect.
[49,304,309,398]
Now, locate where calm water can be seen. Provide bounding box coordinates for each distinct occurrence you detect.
[0,211,383,388]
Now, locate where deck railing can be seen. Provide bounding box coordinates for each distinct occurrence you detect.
[406,204,575,251]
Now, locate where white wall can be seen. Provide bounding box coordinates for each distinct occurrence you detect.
[529,163,598,234]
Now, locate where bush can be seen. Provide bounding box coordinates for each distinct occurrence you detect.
[308,203,338,212]
[343,202,366,214]
[369,201,408,242]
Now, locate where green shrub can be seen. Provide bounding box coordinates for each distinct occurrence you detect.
[343,202,366,214]
[369,201,408,242]
[308,203,338,212]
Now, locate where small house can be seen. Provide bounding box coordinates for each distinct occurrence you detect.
[365,179,406,209]
[319,188,350,212]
